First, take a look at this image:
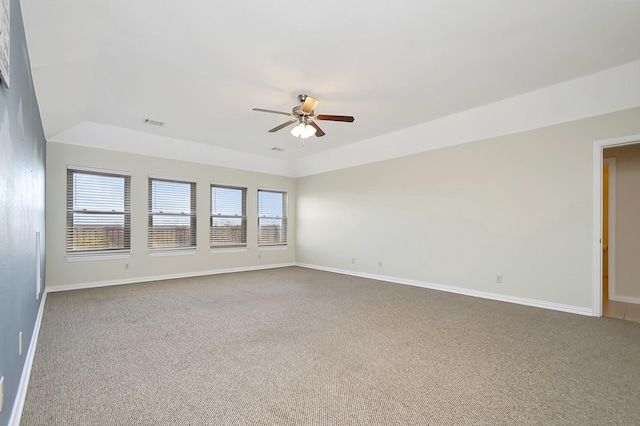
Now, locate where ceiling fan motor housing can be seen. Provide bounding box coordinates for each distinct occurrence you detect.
[292,106,307,116]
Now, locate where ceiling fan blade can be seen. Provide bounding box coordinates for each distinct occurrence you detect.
[308,121,325,137]
[268,119,298,133]
[253,108,295,117]
[301,96,319,114]
[316,114,355,122]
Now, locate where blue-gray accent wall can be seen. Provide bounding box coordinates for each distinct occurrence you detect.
[0,0,46,424]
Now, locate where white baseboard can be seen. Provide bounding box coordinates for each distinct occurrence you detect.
[8,292,48,426]
[609,294,640,305]
[47,263,297,292]
[297,263,593,317]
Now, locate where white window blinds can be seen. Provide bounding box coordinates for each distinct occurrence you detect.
[148,178,196,250]
[66,169,131,254]
[258,189,287,246]
[211,185,247,248]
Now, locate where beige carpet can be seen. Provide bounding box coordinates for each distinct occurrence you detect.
[21,267,640,425]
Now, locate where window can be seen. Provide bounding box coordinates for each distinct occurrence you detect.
[66,168,131,255]
[148,177,196,250]
[258,189,287,246]
[211,184,247,248]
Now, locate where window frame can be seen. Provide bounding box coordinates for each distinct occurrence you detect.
[257,188,288,247]
[148,176,197,253]
[210,183,248,249]
[66,166,131,258]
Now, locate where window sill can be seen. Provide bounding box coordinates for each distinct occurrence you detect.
[148,248,197,257]
[210,247,248,254]
[66,251,131,262]
[258,245,288,251]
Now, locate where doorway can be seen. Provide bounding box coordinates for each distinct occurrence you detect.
[594,134,640,321]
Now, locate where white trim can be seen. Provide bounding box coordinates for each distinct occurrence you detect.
[593,142,603,316]
[8,292,47,426]
[604,158,616,302]
[46,263,296,292]
[593,134,640,317]
[67,164,131,176]
[298,263,593,317]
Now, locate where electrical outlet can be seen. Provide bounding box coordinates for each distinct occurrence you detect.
[496,274,503,283]
[351,258,355,264]
[378,261,383,268]
[258,254,261,260]
[0,376,4,412]
[19,331,23,355]
[124,263,130,270]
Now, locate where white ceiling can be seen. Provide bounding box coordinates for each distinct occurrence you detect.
[21,0,640,175]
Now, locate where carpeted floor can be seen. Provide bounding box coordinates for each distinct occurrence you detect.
[21,267,640,425]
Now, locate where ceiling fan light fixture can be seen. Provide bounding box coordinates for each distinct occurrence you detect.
[290,122,316,139]
[254,94,353,139]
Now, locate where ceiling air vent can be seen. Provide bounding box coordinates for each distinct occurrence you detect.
[271,147,285,152]
[143,118,165,126]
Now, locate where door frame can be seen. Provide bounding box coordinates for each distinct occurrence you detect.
[592,134,640,316]
[603,157,616,302]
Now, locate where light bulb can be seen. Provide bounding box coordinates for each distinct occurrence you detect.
[290,123,305,137]
[302,123,317,138]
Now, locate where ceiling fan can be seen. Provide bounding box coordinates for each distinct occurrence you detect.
[253,94,355,140]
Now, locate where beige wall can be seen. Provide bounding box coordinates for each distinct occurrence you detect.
[47,108,640,308]
[297,108,640,310]
[46,142,296,289]
[604,143,640,302]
